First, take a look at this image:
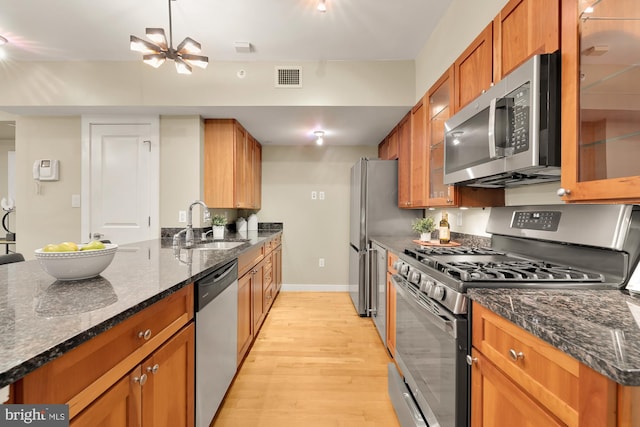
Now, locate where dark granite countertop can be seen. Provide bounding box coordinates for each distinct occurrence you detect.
[469,288,640,386]
[0,229,281,388]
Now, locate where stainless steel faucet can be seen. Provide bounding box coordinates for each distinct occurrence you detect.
[175,200,211,248]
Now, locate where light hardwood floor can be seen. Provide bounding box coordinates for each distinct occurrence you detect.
[212,292,401,427]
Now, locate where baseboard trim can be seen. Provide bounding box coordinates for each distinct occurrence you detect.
[281,284,349,292]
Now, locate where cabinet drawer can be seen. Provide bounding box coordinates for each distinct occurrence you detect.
[387,251,399,274]
[16,285,194,418]
[238,244,264,276]
[472,303,579,425]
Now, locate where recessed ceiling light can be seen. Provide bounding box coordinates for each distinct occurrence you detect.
[317,0,327,12]
[314,130,324,145]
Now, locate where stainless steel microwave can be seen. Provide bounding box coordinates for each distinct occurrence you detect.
[444,52,561,188]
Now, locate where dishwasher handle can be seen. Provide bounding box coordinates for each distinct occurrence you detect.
[196,260,238,311]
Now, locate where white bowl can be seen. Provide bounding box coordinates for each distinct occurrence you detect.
[34,244,118,281]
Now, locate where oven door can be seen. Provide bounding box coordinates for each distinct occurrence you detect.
[390,275,468,427]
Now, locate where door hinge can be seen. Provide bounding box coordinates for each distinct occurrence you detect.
[144,140,151,152]
[148,216,151,227]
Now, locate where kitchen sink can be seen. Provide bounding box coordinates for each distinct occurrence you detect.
[193,241,247,250]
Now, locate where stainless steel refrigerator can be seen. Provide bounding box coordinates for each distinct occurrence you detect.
[348,158,417,326]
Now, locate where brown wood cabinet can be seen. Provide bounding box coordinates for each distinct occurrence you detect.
[237,270,253,366]
[396,112,413,207]
[470,303,640,427]
[237,234,283,365]
[454,23,494,112]
[72,323,194,427]
[559,0,640,203]
[15,285,194,425]
[493,0,560,80]
[204,119,262,209]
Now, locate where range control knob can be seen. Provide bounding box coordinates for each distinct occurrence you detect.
[393,260,403,271]
[420,280,435,294]
[400,264,410,277]
[432,284,446,301]
[408,270,421,284]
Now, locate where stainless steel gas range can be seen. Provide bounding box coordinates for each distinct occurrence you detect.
[388,204,640,427]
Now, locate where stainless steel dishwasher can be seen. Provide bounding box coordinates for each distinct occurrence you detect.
[195,259,238,427]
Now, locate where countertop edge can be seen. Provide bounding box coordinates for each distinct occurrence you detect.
[0,280,191,388]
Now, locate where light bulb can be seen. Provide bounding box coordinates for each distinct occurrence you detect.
[317,0,327,12]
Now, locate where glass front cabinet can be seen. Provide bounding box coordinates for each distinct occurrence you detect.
[560,0,640,202]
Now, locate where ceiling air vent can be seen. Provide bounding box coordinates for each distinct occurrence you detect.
[275,66,302,88]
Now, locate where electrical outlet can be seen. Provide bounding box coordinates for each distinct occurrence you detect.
[319,258,325,267]
[178,210,187,223]
[457,212,463,227]
[319,191,325,200]
[311,191,317,200]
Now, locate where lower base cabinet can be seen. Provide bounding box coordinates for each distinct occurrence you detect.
[14,285,195,426]
[71,323,194,427]
[237,233,283,365]
[471,302,640,427]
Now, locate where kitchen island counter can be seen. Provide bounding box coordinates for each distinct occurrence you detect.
[469,288,640,386]
[0,230,281,388]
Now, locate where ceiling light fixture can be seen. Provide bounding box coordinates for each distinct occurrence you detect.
[317,0,327,12]
[130,0,208,74]
[314,131,325,145]
[0,36,7,46]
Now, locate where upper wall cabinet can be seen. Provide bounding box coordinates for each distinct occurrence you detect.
[454,23,494,112]
[559,0,640,203]
[204,119,262,209]
[493,0,560,80]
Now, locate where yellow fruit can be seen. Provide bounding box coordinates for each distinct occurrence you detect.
[42,244,60,252]
[81,240,106,251]
[58,241,79,252]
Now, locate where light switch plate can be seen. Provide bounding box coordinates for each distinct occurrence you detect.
[71,194,81,208]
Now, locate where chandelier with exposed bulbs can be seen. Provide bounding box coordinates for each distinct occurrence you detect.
[130,0,208,74]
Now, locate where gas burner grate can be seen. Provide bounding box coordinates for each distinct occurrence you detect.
[439,260,604,282]
[413,246,504,256]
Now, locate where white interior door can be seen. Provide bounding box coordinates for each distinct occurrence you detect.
[82,117,159,245]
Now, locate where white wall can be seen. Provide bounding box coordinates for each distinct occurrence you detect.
[15,116,82,256]
[0,60,414,109]
[260,145,377,287]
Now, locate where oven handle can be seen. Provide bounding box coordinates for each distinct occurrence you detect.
[391,274,456,337]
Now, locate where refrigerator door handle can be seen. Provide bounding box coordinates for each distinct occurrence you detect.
[368,247,377,316]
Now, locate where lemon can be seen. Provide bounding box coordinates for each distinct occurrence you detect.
[58,241,79,252]
[81,240,106,251]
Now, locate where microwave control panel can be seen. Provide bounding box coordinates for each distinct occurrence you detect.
[511,210,561,231]
[507,82,530,154]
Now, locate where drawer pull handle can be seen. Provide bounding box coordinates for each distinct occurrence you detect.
[466,355,478,366]
[138,329,152,340]
[134,373,148,386]
[147,364,160,374]
[509,349,525,361]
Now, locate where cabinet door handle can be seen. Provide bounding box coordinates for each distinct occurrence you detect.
[557,187,571,197]
[138,329,152,340]
[146,364,160,374]
[134,373,148,386]
[509,349,525,361]
[466,355,478,366]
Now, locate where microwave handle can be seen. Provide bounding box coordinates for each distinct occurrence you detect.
[488,98,502,159]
